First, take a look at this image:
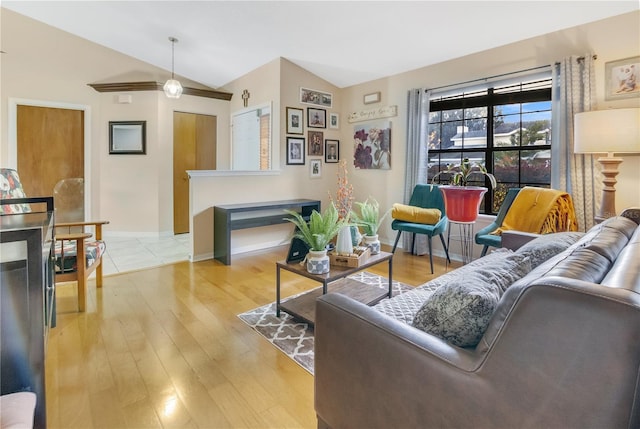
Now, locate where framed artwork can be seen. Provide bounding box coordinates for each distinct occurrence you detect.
[286,137,305,165]
[300,87,333,108]
[325,139,339,163]
[310,159,322,178]
[353,120,391,170]
[363,91,381,104]
[109,121,146,154]
[307,108,326,128]
[605,56,639,101]
[286,107,304,134]
[308,130,324,156]
[329,112,340,129]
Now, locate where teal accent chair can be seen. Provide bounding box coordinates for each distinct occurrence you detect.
[391,184,450,274]
[474,188,521,257]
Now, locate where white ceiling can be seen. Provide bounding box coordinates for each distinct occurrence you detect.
[3,1,638,89]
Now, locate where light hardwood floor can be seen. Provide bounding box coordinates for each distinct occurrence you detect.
[49,244,459,429]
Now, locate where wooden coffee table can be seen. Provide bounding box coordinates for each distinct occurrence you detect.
[276,251,393,326]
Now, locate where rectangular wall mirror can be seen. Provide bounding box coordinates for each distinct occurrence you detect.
[109,121,146,154]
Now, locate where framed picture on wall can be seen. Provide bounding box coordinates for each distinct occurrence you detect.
[329,112,340,129]
[286,107,304,134]
[310,159,322,178]
[325,139,339,163]
[286,137,305,165]
[307,108,326,128]
[605,56,640,101]
[300,87,333,108]
[308,130,324,156]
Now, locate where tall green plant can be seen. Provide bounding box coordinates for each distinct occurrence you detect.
[351,198,390,236]
[284,203,343,251]
[431,157,497,189]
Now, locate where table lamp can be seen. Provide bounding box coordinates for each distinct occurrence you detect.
[574,107,640,223]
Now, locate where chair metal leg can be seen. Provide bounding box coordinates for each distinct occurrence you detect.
[439,233,451,263]
[427,236,434,274]
[391,231,402,253]
[411,233,416,254]
[480,245,489,257]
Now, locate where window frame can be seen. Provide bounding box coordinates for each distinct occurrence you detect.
[428,82,552,215]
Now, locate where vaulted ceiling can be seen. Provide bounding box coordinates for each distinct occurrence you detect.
[3,1,638,89]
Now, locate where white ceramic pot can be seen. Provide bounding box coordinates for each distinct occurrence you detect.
[307,249,330,274]
[364,234,381,254]
[335,225,354,255]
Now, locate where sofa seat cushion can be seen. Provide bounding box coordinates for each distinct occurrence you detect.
[54,240,106,273]
[411,251,531,347]
[515,231,584,268]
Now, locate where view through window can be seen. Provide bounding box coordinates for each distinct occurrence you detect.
[427,77,552,214]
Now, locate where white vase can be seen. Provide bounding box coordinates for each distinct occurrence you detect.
[364,234,381,254]
[335,225,354,255]
[307,249,330,274]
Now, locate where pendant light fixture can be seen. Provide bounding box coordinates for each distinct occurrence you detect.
[163,36,183,99]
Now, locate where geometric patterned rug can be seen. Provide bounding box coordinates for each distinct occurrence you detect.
[237,271,414,374]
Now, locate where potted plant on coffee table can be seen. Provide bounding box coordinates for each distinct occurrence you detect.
[284,203,343,274]
[350,198,391,255]
[432,158,497,223]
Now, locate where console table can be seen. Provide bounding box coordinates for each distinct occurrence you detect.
[1,197,56,429]
[214,199,321,265]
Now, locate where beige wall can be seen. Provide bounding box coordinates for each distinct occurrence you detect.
[2,7,639,261]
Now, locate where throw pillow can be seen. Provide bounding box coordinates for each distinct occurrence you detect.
[412,252,531,347]
[515,231,584,268]
[391,203,441,224]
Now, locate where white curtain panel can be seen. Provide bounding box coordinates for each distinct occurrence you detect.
[551,54,598,231]
[402,89,431,254]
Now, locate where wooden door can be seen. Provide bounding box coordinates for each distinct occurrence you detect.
[17,105,84,197]
[173,112,216,234]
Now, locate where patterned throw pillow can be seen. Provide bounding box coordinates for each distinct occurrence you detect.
[515,231,584,268]
[412,252,531,347]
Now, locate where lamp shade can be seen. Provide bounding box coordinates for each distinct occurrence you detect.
[574,108,640,154]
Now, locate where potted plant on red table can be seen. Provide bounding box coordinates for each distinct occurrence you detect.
[432,158,497,223]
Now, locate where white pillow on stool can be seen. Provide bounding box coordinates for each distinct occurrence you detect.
[0,392,36,429]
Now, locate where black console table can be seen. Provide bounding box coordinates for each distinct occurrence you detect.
[214,199,321,265]
[1,197,56,428]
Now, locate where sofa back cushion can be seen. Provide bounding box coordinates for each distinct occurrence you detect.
[601,226,640,293]
[515,231,584,268]
[477,215,638,353]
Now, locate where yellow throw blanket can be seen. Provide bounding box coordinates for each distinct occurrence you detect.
[493,187,578,235]
[392,204,441,225]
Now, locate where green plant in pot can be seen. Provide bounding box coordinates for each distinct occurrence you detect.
[350,198,391,255]
[284,203,343,274]
[431,158,497,223]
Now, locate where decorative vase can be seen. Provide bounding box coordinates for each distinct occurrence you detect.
[363,234,380,254]
[350,225,362,247]
[307,249,330,274]
[439,185,488,223]
[335,225,354,255]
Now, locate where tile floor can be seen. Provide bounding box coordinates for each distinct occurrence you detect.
[100,233,191,276]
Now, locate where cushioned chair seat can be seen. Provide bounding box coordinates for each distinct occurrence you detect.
[391,184,450,274]
[475,188,521,256]
[55,240,106,273]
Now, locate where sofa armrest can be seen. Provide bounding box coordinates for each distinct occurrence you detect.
[500,230,540,250]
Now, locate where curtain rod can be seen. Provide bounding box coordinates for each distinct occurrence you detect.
[427,64,551,93]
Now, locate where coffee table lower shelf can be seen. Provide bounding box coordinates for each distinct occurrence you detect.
[279,277,389,326]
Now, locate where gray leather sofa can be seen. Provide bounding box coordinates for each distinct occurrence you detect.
[315,208,640,429]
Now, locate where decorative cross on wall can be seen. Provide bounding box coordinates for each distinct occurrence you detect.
[242,89,250,107]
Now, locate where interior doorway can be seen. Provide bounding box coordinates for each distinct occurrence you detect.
[173,111,217,235]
